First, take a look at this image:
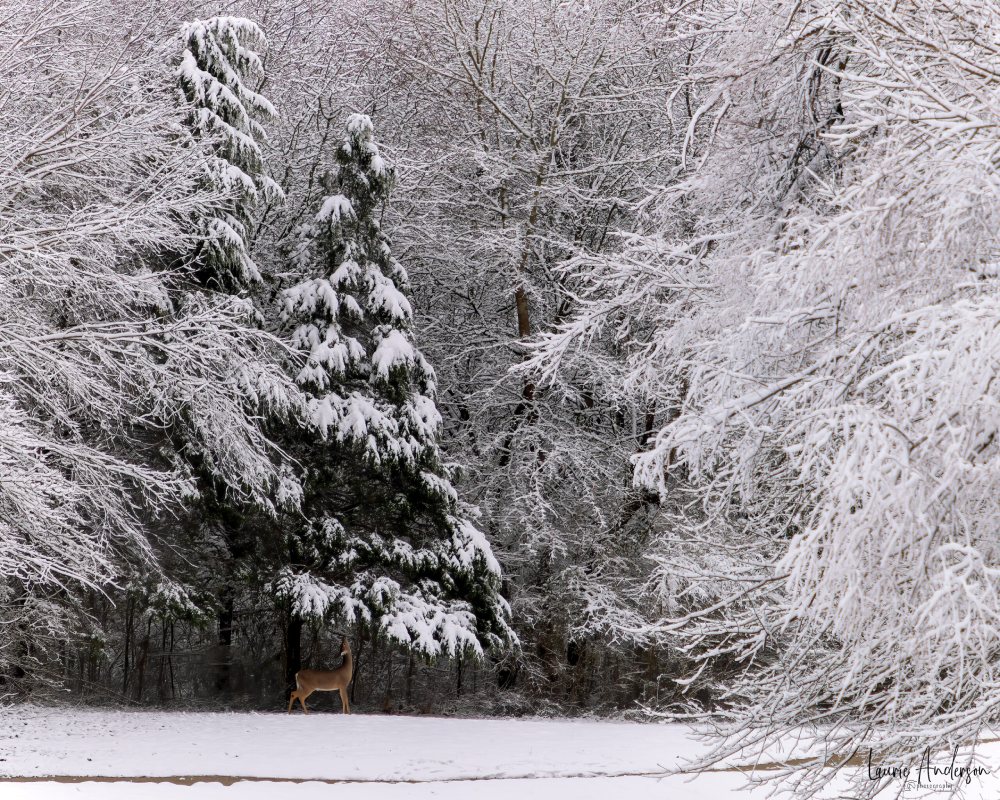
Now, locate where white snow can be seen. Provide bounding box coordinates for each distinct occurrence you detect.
[0,777,742,800]
[315,194,354,224]
[346,113,374,140]
[0,708,705,796]
[372,329,415,378]
[1,708,704,781]
[2,707,1000,798]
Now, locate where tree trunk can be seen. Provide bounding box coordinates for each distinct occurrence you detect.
[405,653,415,708]
[157,625,168,703]
[382,649,394,713]
[133,618,151,702]
[215,587,234,700]
[0,587,28,693]
[122,597,132,697]
[284,611,302,700]
[350,626,365,706]
[168,622,176,701]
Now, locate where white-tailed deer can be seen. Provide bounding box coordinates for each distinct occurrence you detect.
[287,637,353,714]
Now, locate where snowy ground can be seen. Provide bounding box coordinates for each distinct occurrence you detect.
[1,707,999,798]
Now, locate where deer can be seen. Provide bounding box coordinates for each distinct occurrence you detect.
[287,636,353,714]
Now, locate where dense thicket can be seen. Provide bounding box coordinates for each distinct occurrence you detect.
[2,0,999,794]
[0,0,513,715]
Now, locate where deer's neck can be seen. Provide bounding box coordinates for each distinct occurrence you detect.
[342,651,353,679]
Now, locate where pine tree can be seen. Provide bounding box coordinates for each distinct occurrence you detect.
[172,17,292,698]
[279,114,514,660]
[177,16,284,293]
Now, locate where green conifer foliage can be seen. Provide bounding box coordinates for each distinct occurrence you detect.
[279,115,514,657]
[178,16,283,292]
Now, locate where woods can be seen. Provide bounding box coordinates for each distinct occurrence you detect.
[1,0,999,794]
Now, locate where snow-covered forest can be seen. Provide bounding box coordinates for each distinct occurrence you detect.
[2,0,999,795]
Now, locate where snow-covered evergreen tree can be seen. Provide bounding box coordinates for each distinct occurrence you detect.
[173,15,299,698]
[279,114,513,657]
[0,0,299,694]
[177,16,284,293]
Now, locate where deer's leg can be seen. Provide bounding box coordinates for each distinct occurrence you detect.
[341,687,350,715]
[287,691,297,713]
[301,691,310,714]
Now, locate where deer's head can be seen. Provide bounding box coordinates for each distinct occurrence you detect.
[341,637,351,655]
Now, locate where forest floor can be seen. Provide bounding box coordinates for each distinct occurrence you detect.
[0,705,997,798]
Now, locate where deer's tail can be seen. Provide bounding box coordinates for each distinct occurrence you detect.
[294,673,301,691]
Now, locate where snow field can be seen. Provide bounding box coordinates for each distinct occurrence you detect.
[2,708,999,798]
